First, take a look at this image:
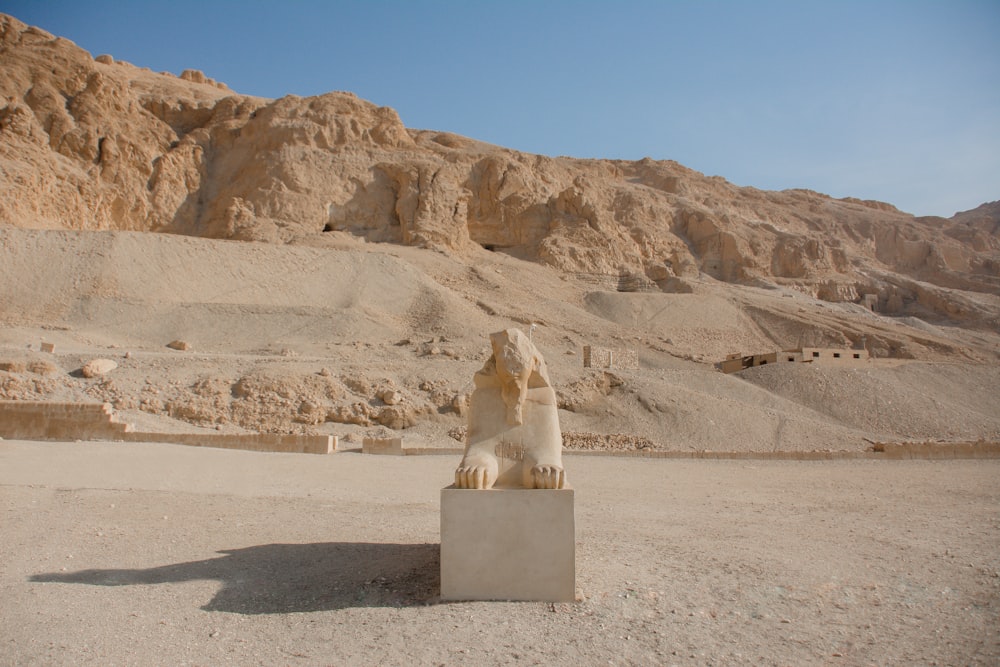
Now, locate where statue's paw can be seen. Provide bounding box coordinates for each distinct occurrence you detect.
[531,464,565,489]
[455,464,496,489]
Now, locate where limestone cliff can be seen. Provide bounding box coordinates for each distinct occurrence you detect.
[1,14,997,329]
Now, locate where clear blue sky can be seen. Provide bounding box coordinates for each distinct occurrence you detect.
[5,0,998,217]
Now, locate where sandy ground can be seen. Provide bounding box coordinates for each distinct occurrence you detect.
[1,439,997,666]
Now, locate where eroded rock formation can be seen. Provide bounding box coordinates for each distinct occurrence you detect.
[1,13,997,328]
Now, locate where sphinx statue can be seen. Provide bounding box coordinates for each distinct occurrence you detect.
[455,328,566,489]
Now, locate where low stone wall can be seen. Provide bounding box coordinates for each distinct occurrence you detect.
[121,431,336,455]
[567,442,1000,460]
[362,437,403,455]
[403,447,464,456]
[359,438,462,456]
[872,441,1000,460]
[0,400,335,454]
[0,401,132,441]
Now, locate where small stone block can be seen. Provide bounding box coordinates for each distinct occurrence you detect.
[440,486,575,602]
[40,342,55,353]
[362,437,403,455]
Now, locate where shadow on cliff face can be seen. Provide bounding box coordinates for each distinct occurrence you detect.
[30,542,440,614]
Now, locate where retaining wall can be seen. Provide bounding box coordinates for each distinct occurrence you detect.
[0,401,335,454]
[0,401,132,441]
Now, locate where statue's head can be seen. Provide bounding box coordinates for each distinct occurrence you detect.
[487,328,552,426]
[490,329,529,375]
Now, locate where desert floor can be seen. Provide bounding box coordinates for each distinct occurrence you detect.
[1,439,997,666]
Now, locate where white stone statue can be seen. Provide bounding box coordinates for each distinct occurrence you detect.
[455,328,566,489]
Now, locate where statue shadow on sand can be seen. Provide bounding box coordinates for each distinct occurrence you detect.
[30,542,440,614]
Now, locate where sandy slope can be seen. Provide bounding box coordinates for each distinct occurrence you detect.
[2,228,999,451]
[1,439,997,665]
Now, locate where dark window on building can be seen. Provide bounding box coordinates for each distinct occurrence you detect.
[853,353,861,359]
[761,360,767,364]
[788,357,795,362]
[833,353,841,358]
[812,351,820,358]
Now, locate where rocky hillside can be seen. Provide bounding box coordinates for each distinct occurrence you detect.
[1,13,997,331]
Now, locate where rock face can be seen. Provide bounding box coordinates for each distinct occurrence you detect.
[1,13,998,328]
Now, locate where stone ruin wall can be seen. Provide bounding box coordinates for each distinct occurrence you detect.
[583,346,639,370]
[719,347,871,374]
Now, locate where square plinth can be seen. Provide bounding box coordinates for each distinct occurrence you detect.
[440,486,575,602]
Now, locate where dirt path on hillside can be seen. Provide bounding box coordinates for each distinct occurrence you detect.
[1,440,998,665]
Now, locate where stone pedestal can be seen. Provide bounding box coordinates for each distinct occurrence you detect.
[440,486,575,602]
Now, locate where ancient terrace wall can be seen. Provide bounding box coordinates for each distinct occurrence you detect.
[0,401,335,454]
[719,347,870,374]
[0,401,132,441]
